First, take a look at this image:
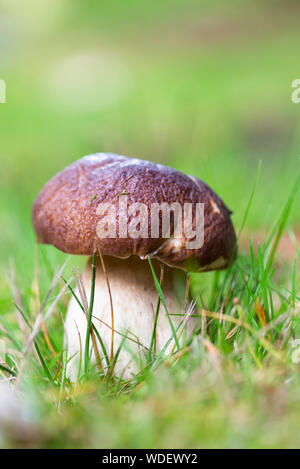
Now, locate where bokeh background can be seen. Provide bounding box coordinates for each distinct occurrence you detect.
[1,0,300,296]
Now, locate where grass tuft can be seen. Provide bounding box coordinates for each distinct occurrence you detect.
[1,180,300,448]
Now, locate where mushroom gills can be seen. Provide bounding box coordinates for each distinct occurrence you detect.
[65,256,196,380]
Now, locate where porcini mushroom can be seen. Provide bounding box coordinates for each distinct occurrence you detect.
[32,153,236,379]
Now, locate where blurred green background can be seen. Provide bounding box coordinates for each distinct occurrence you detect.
[1,0,300,292]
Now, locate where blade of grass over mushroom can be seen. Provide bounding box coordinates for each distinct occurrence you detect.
[148,298,161,362]
[117,338,145,379]
[148,257,180,351]
[62,274,109,367]
[92,315,149,353]
[171,300,196,355]
[72,266,102,374]
[106,332,128,381]
[97,246,115,363]
[149,264,164,359]
[91,325,110,371]
[150,321,184,371]
[74,323,83,382]
[84,251,97,379]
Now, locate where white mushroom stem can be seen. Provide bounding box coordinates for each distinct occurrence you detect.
[65,256,195,380]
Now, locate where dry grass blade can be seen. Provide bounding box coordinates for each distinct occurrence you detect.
[73,267,89,313]
[226,324,240,341]
[40,259,70,313]
[198,309,284,361]
[171,300,196,354]
[27,278,72,352]
[164,346,190,366]
[92,315,150,351]
[255,298,267,328]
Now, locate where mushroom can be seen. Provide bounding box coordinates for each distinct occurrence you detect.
[32,153,236,379]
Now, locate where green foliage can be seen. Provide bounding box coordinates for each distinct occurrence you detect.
[1,173,300,448]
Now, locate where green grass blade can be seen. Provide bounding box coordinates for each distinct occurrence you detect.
[265,172,300,273]
[148,257,180,351]
[238,160,262,239]
[84,251,97,379]
[63,275,110,372]
[34,342,55,386]
[0,362,17,377]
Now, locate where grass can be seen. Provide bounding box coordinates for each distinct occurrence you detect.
[1,171,300,448]
[84,251,97,379]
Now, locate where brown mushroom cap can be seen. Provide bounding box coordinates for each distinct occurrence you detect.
[32,153,237,272]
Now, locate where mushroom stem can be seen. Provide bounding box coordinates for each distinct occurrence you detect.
[65,256,194,380]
